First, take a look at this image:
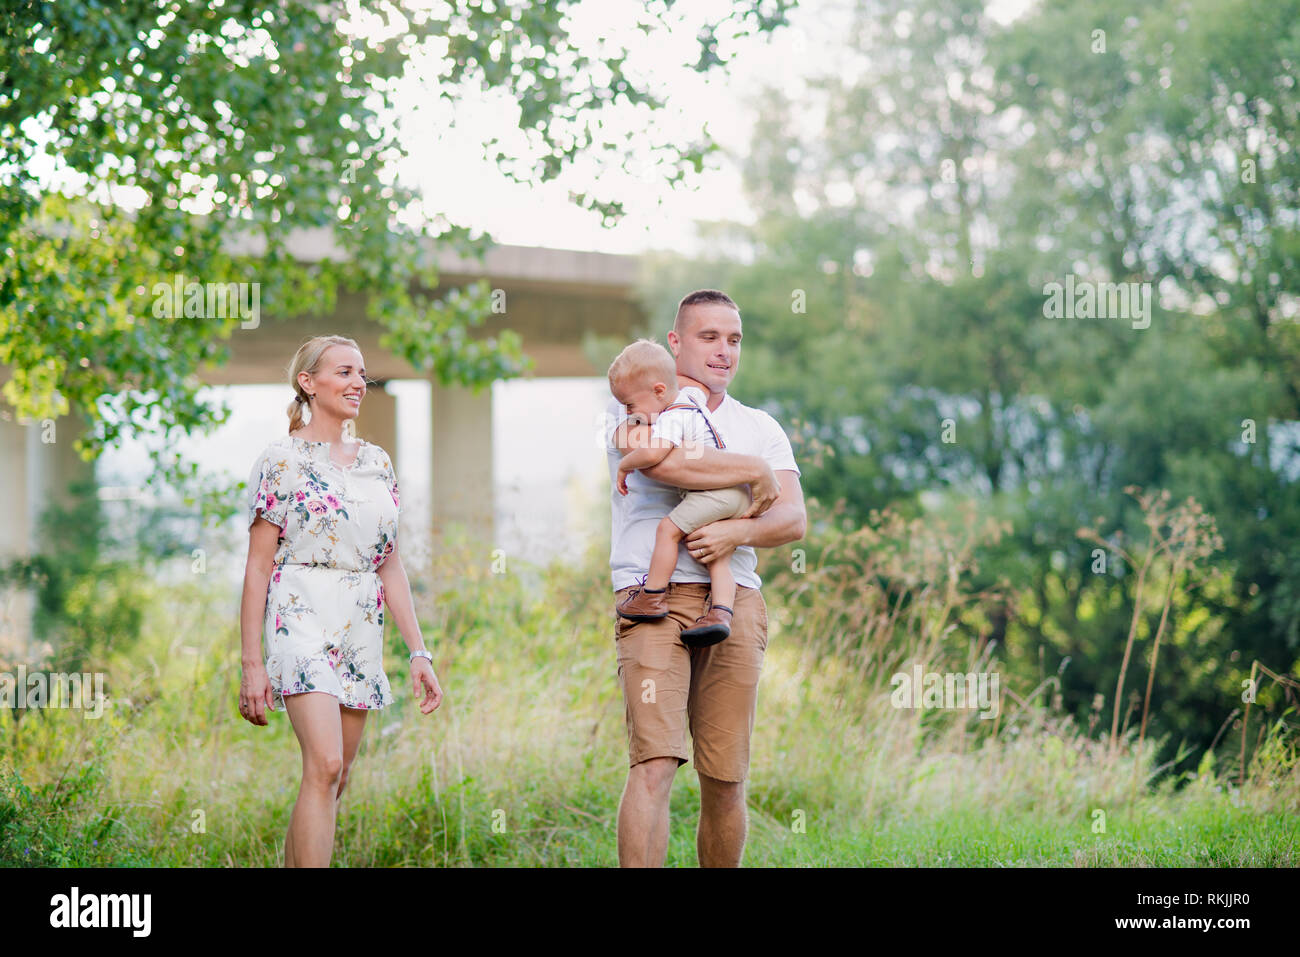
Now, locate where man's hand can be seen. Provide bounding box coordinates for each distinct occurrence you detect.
[741,465,781,519]
[685,519,745,566]
[684,470,805,564]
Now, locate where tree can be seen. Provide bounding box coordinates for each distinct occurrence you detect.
[0,0,795,508]
[641,0,1300,772]
[995,0,1300,751]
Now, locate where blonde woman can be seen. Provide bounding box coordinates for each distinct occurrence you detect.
[238,335,443,867]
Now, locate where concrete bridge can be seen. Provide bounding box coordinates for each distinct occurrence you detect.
[0,238,646,650]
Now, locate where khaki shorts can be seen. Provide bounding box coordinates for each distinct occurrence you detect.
[612,581,769,782]
[667,484,751,534]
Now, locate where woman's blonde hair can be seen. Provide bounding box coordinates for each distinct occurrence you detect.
[285,335,361,434]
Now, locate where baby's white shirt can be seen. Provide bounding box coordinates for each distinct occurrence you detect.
[649,386,722,450]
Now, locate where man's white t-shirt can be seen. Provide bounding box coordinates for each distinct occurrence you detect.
[605,389,800,592]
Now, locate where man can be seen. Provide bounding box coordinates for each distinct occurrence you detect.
[605,289,807,867]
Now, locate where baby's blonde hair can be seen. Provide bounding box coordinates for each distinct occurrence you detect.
[607,338,677,400]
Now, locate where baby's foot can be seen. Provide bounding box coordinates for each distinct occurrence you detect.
[680,603,732,647]
[617,579,669,621]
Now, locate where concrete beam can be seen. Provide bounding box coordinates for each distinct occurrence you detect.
[429,379,494,546]
[196,243,646,387]
[0,410,96,656]
[352,380,398,475]
[0,411,32,658]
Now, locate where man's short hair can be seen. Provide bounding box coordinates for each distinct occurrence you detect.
[607,338,677,399]
[674,289,739,333]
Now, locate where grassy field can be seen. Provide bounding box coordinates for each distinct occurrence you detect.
[1,537,1296,867]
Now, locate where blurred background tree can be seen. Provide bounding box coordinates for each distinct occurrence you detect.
[0,0,795,660]
[644,0,1300,777]
[0,0,795,496]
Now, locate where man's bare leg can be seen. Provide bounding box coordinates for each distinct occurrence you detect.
[697,771,747,867]
[617,756,678,867]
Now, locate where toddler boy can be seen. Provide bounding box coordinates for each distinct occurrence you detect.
[608,339,751,646]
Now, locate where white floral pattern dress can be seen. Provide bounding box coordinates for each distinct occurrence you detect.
[246,435,400,711]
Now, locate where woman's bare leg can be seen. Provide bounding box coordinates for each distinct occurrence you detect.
[336,705,368,803]
[283,692,344,867]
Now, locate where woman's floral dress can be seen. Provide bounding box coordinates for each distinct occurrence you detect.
[247,435,400,711]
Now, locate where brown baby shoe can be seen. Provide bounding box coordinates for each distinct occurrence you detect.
[617,579,669,621]
[680,603,733,647]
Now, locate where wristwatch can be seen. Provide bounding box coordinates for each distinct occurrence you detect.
[409,649,432,664]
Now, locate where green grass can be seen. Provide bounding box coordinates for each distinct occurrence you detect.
[1,541,1296,867]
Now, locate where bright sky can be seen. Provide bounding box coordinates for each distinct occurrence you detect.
[388,0,811,255]
[391,0,1033,254]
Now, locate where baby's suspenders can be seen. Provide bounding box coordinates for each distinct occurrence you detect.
[661,394,726,450]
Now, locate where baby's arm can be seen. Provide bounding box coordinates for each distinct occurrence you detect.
[621,442,681,496]
[620,442,673,473]
[616,421,680,495]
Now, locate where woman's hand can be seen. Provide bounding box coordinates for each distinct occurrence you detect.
[239,663,275,726]
[411,658,443,715]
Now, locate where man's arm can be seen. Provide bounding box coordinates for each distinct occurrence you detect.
[612,421,681,490]
[611,418,782,517]
[646,445,783,518]
[683,470,806,566]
